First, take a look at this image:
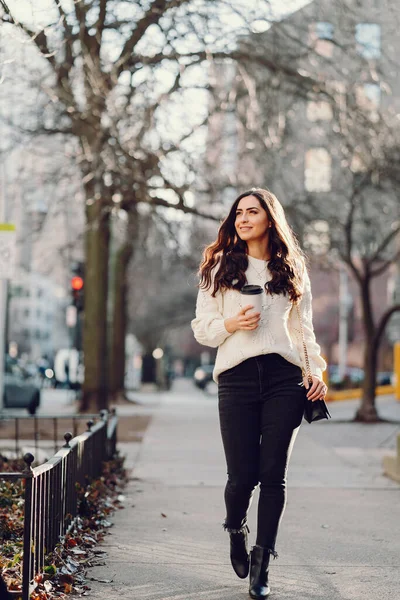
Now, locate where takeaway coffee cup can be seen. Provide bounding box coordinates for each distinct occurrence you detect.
[240,284,263,315]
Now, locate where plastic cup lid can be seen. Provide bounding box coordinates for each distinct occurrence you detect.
[240,284,263,295]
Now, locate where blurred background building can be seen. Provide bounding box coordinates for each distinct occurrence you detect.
[3,142,83,362]
[8,269,65,360]
[200,0,400,372]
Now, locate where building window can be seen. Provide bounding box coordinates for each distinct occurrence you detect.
[309,22,334,57]
[315,22,334,40]
[304,220,330,255]
[37,309,41,318]
[350,154,366,173]
[305,148,332,192]
[24,308,30,318]
[356,83,381,109]
[355,23,381,59]
[11,285,23,297]
[307,101,333,122]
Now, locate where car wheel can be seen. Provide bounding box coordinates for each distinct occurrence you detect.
[28,392,40,415]
[204,380,218,396]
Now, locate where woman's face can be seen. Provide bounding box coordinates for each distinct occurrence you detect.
[235,195,270,243]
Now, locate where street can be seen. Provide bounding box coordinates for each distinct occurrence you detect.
[0,389,90,460]
[86,378,400,600]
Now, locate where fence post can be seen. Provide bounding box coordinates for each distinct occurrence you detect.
[108,408,117,459]
[22,453,34,600]
[15,418,19,458]
[63,432,72,448]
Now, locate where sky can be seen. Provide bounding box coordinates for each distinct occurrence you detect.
[8,0,313,28]
[1,0,314,220]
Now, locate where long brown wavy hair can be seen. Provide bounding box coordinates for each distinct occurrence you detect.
[198,188,306,301]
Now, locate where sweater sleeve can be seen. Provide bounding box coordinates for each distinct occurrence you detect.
[191,285,233,348]
[292,268,326,380]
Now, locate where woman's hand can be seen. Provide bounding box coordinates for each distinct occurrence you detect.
[303,375,328,402]
[224,305,261,333]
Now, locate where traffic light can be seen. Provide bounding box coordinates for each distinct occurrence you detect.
[71,274,84,311]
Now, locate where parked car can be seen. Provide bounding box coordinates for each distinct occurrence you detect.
[328,365,364,388]
[328,364,393,389]
[193,364,216,393]
[376,371,393,386]
[3,358,41,415]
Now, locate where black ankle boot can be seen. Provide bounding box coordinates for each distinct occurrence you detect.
[249,545,273,599]
[228,525,250,579]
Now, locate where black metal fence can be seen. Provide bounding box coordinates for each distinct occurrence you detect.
[0,410,118,600]
[0,410,112,459]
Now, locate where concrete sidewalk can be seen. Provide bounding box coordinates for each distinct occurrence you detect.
[88,380,400,600]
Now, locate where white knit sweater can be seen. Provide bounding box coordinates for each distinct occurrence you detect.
[191,255,326,383]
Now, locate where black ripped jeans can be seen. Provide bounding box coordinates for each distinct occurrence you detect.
[218,353,305,555]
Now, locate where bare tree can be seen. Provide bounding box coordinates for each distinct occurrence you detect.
[1,0,346,410]
[0,0,240,410]
[330,158,400,421]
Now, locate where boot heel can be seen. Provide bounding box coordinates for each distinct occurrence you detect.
[249,545,273,599]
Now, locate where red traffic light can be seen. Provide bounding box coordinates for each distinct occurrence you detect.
[71,276,84,291]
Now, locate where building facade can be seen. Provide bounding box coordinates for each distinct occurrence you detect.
[4,141,84,361]
[8,269,68,360]
[204,0,400,368]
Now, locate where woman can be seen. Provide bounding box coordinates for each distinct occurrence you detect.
[191,188,327,599]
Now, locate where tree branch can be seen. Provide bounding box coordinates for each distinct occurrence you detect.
[0,1,11,16]
[374,304,400,349]
[367,225,400,266]
[370,248,400,278]
[145,195,220,221]
[95,0,108,41]
[340,193,362,282]
[136,66,184,142]
[113,0,192,81]
[54,0,75,73]
[128,49,323,93]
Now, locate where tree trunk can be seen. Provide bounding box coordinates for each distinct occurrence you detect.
[80,191,111,412]
[109,207,138,400]
[355,338,379,421]
[354,275,380,422]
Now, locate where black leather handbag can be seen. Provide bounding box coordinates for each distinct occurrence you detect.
[295,303,331,424]
[303,395,331,424]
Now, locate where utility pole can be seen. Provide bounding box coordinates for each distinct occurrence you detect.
[0,160,15,413]
[338,264,352,382]
[387,235,400,345]
[0,184,6,414]
[338,265,347,382]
